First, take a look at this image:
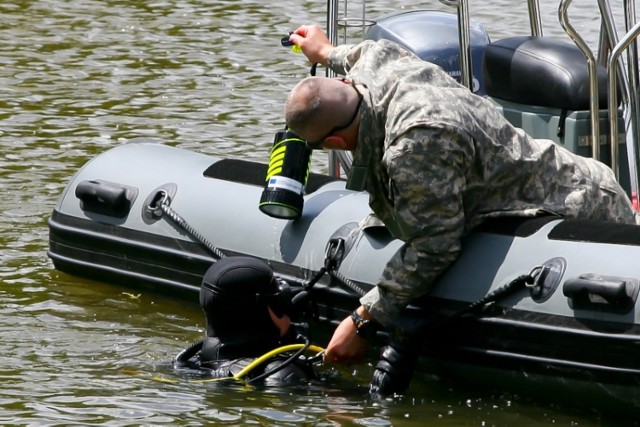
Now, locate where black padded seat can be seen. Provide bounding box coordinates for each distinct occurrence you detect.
[483,36,613,110]
[203,158,342,193]
[477,215,640,247]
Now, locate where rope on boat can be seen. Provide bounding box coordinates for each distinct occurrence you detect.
[328,269,367,296]
[153,191,365,320]
[155,195,227,260]
[322,237,367,296]
[443,266,542,324]
[293,237,368,308]
[155,190,542,325]
[321,237,367,296]
[401,267,543,339]
[154,192,365,297]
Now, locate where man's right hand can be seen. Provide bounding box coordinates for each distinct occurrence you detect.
[323,306,372,364]
[323,313,368,364]
[289,24,335,66]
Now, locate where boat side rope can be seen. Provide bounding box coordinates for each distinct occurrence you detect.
[330,268,367,296]
[421,266,543,333]
[322,237,367,296]
[292,237,368,312]
[152,191,365,315]
[153,189,543,325]
[151,193,227,260]
[451,266,542,319]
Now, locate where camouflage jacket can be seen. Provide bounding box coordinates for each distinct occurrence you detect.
[327,39,635,326]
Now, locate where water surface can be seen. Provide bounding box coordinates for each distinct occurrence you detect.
[0,0,635,424]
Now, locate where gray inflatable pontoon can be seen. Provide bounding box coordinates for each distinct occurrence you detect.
[48,141,640,405]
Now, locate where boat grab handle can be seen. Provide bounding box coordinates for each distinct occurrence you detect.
[563,274,639,313]
[75,179,138,218]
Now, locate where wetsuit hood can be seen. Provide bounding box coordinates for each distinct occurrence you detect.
[199,256,282,358]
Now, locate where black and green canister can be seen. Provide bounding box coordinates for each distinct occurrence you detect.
[259,128,312,220]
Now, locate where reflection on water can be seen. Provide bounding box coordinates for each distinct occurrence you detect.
[0,0,635,424]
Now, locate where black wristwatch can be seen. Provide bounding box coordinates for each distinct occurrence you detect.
[350,310,379,340]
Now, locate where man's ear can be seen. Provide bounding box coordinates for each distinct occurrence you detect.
[324,135,355,150]
[268,307,291,337]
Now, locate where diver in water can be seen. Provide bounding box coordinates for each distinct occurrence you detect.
[173,256,319,385]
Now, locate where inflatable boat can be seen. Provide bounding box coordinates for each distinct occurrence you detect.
[48,0,640,409]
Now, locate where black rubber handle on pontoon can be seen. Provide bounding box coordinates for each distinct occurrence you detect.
[563,274,639,313]
[75,179,136,218]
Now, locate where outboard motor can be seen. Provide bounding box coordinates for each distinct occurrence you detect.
[364,10,490,94]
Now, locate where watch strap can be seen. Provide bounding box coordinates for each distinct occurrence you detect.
[350,310,378,340]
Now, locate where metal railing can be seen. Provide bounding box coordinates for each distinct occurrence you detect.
[559,0,601,160]
[605,0,640,202]
[322,0,640,202]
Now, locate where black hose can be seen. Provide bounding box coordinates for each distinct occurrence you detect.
[173,339,204,367]
[245,335,311,384]
[423,273,536,333]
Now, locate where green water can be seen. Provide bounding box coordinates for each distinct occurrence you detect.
[0,0,636,424]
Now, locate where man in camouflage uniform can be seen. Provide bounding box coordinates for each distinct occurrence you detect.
[283,24,635,393]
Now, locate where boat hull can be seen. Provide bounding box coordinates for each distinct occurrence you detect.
[48,142,640,406]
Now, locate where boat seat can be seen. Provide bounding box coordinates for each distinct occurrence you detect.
[477,215,640,247]
[203,158,343,194]
[482,36,614,111]
[548,218,640,246]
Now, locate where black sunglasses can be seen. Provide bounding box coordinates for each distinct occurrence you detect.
[306,82,363,149]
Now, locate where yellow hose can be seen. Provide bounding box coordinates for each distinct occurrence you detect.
[190,343,324,383]
[233,344,324,380]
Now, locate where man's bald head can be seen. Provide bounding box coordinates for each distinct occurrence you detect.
[284,76,356,143]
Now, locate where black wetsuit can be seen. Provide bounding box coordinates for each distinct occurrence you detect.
[181,256,319,385]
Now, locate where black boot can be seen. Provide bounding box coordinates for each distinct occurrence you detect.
[369,343,420,397]
[369,310,429,398]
